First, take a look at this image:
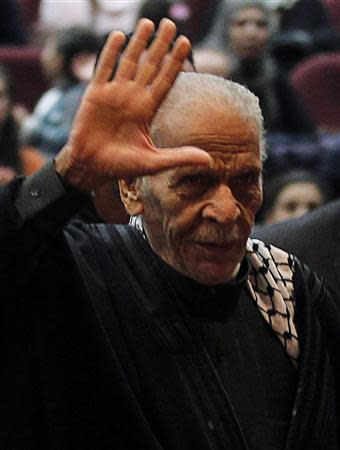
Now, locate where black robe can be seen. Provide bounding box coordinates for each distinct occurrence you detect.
[1,179,340,449]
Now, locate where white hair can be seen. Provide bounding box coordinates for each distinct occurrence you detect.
[151,72,267,161]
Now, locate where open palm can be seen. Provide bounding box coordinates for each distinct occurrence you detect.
[56,19,210,191]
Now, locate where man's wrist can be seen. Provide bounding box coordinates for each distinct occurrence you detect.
[54,146,93,193]
[15,160,89,223]
[53,156,80,192]
[54,147,77,189]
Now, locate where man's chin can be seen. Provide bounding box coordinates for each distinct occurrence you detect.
[181,242,245,284]
[183,261,241,286]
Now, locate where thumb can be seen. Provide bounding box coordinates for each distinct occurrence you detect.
[146,146,212,173]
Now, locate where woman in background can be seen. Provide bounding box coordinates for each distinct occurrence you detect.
[257,169,333,224]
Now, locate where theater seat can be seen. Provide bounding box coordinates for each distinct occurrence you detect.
[18,0,41,35]
[289,52,340,132]
[0,46,49,111]
[322,0,340,32]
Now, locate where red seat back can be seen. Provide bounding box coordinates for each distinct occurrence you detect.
[0,46,49,110]
[290,53,340,132]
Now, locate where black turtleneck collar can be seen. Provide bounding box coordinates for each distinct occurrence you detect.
[149,248,250,321]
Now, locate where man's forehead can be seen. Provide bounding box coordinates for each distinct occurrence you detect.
[162,150,262,183]
[163,102,259,142]
[210,149,262,173]
[163,124,260,162]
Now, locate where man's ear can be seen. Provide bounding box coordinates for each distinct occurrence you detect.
[118,178,144,216]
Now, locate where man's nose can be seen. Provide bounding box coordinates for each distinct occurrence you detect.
[201,184,241,224]
[244,22,259,37]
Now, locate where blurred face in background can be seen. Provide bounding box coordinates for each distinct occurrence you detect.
[227,6,270,60]
[40,37,64,80]
[0,75,10,125]
[265,181,326,224]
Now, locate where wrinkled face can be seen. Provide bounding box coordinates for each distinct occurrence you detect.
[140,107,263,285]
[265,182,325,224]
[228,6,270,60]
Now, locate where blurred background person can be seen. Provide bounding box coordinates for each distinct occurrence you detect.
[1,0,28,45]
[253,196,340,298]
[138,0,228,76]
[138,0,220,46]
[37,0,143,38]
[271,0,340,73]
[0,64,24,185]
[222,1,315,135]
[198,0,340,134]
[190,46,230,77]
[256,168,333,224]
[89,0,143,35]
[203,0,340,67]
[20,25,101,159]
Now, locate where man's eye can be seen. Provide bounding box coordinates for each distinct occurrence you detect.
[257,20,268,28]
[246,174,258,184]
[181,174,207,186]
[233,19,247,27]
[238,173,259,185]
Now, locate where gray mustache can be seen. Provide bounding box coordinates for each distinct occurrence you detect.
[189,227,239,245]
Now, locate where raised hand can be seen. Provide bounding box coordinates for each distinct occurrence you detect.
[55,18,211,191]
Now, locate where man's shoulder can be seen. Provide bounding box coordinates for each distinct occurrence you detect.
[64,222,144,257]
[64,222,130,242]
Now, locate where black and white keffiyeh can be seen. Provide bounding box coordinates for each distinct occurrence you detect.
[247,239,298,365]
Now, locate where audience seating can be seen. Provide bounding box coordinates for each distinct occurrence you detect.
[17,0,41,36]
[290,52,340,132]
[0,45,48,111]
[322,0,340,32]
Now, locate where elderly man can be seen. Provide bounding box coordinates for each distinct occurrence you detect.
[1,19,339,449]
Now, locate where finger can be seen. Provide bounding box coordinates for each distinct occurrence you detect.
[143,146,212,174]
[115,18,155,81]
[149,35,191,107]
[134,18,177,86]
[92,31,126,84]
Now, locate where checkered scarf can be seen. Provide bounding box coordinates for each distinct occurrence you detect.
[247,239,298,366]
[129,216,299,365]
